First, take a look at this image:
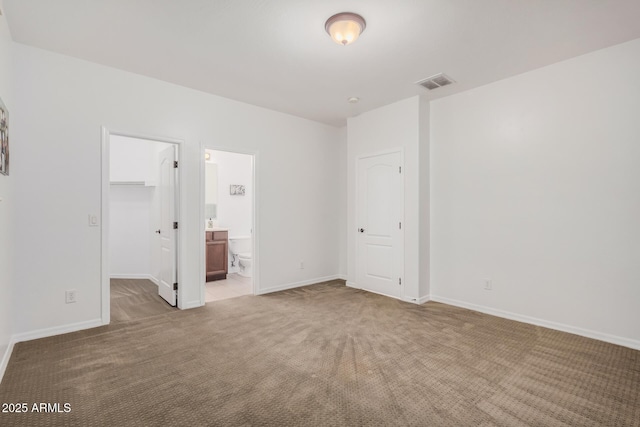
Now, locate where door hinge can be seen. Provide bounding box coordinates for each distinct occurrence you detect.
[174,160,178,168]
[173,222,178,229]
[399,222,402,230]
[173,283,178,291]
[399,278,402,285]
[399,166,402,173]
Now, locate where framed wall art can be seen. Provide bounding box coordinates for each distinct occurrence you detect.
[230,185,245,196]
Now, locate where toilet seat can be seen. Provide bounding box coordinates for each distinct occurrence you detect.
[238,252,251,259]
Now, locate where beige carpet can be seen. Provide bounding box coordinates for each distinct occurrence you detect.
[110,278,175,323]
[1,280,638,426]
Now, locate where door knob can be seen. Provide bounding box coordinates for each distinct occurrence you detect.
[155,229,161,234]
[358,228,365,233]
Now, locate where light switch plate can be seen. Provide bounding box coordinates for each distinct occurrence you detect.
[89,214,99,226]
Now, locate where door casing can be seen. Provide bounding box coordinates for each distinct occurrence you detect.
[100,127,184,324]
[199,143,259,305]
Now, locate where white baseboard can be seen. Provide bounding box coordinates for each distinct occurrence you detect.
[403,295,430,305]
[418,295,431,304]
[430,295,640,351]
[257,275,342,295]
[345,281,430,305]
[110,274,158,284]
[0,340,16,385]
[12,318,104,345]
[338,274,348,281]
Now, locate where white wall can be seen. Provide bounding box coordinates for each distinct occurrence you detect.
[0,8,13,378]
[337,126,347,278]
[430,38,640,348]
[418,97,430,299]
[12,43,342,336]
[109,186,153,277]
[347,96,428,303]
[207,149,252,273]
[207,150,252,236]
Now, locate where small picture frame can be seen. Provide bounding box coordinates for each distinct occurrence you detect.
[0,97,8,176]
[230,185,245,196]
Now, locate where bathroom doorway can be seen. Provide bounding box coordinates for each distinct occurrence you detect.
[202,148,256,302]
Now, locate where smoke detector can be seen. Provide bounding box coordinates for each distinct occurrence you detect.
[416,73,455,90]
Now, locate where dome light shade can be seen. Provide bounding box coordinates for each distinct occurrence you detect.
[325,12,366,46]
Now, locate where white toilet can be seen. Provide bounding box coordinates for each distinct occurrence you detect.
[228,236,252,278]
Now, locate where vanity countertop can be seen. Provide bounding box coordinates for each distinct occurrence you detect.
[206,227,228,232]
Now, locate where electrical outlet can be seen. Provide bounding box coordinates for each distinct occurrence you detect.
[484,278,492,290]
[299,260,304,269]
[88,214,99,227]
[65,289,77,304]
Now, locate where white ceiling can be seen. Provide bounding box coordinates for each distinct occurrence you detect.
[4,0,640,126]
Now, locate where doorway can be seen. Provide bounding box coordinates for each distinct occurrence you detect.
[203,148,256,302]
[101,129,183,324]
[356,150,404,300]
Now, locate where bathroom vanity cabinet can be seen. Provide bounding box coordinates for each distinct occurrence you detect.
[206,230,228,281]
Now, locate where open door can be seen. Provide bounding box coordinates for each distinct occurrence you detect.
[158,145,178,306]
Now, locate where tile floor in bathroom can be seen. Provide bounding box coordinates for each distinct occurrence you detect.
[205,273,253,302]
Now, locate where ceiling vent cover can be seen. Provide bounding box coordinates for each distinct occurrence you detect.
[416,73,455,90]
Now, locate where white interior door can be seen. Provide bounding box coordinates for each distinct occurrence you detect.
[158,146,177,306]
[357,151,403,299]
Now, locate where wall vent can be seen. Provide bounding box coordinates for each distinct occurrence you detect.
[416,73,455,90]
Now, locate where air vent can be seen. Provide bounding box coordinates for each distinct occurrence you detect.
[416,73,455,91]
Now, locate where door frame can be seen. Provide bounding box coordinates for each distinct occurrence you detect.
[199,143,259,304]
[354,148,405,300]
[100,127,185,325]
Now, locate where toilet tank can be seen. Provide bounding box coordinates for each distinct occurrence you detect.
[228,236,251,255]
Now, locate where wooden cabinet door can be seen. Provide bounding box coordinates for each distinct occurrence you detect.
[206,231,228,281]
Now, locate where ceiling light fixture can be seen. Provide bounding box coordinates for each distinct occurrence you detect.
[325,12,366,46]
[348,97,360,104]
